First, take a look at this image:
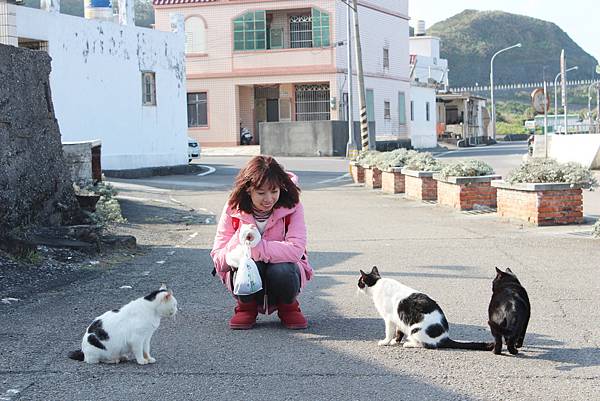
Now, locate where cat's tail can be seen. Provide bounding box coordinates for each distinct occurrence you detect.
[68,349,85,361]
[439,338,494,351]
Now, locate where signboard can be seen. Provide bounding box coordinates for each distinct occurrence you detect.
[531,88,549,114]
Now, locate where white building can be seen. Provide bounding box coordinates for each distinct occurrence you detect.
[5,0,187,171]
[408,26,448,148]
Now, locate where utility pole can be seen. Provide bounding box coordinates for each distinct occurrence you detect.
[345,4,357,158]
[351,0,372,150]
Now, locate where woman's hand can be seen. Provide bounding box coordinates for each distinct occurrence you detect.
[239,224,261,248]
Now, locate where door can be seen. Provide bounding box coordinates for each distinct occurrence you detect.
[267,99,280,122]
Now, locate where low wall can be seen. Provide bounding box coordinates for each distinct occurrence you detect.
[259,121,372,157]
[533,134,600,169]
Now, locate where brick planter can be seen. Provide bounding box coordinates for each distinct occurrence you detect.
[401,168,438,201]
[349,162,365,184]
[433,175,501,211]
[491,181,584,226]
[381,167,405,194]
[363,165,382,189]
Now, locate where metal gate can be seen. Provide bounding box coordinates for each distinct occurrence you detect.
[289,15,312,48]
[295,84,330,121]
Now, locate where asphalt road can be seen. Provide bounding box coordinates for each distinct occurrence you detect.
[1,150,599,400]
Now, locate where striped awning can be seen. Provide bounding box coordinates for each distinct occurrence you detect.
[153,0,217,5]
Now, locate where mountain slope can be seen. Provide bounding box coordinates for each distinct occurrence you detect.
[427,10,598,87]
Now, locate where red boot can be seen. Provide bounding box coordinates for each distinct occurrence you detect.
[277,300,308,329]
[229,300,258,330]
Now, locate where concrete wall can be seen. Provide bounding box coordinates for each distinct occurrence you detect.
[0,44,80,237]
[536,134,600,169]
[259,121,361,157]
[15,6,188,170]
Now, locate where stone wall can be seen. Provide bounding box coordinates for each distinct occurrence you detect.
[436,180,497,211]
[0,44,79,238]
[495,186,583,226]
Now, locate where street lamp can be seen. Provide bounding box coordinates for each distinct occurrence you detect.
[490,43,522,141]
[553,66,578,133]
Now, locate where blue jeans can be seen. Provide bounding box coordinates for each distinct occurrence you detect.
[237,262,300,305]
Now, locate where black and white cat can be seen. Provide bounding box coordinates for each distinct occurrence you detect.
[488,267,531,355]
[358,266,493,350]
[68,284,178,364]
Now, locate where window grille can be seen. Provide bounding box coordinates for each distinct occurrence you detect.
[290,15,312,48]
[384,101,391,120]
[142,72,156,106]
[295,84,330,121]
[187,92,208,127]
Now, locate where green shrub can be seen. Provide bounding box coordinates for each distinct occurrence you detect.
[506,158,598,188]
[75,182,126,226]
[353,150,380,166]
[404,152,443,172]
[438,160,495,179]
[375,148,419,170]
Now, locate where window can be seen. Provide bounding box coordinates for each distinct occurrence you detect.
[410,100,414,121]
[383,48,389,70]
[384,101,391,120]
[233,11,266,51]
[426,101,430,121]
[141,72,156,106]
[311,8,330,47]
[187,92,208,127]
[290,15,312,48]
[185,17,206,54]
[366,89,375,122]
[269,28,284,49]
[398,92,406,124]
[295,84,330,121]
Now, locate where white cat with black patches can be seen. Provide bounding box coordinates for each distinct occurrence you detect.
[68,284,178,365]
[358,266,493,351]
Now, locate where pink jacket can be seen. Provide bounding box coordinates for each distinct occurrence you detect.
[210,200,313,294]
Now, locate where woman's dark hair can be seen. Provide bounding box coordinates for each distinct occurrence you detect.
[228,156,300,213]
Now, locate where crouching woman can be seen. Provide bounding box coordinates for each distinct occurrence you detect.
[210,156,313,330]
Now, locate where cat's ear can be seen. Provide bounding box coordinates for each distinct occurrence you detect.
[371,266,380,277]
[159,283,167,291]
[495,267,503,275]
[359,269,367,277]
[505,268,514,274]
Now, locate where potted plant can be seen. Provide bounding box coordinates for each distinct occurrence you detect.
[491,158,598,226]
[433,160,501,210]
[377,149,419,194]
[349,150,379,185]
[401,152,443,201]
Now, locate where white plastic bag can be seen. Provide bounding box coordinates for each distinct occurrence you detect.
[233,243,263,295]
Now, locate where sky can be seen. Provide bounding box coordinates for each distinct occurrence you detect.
[409,0,600,63]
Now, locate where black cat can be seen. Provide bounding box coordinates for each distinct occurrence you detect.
[488,267,531,355]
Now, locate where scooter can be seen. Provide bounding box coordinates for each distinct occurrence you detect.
[240,125,253,145]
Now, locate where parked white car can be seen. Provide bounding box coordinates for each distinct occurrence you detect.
[188,137,201,162]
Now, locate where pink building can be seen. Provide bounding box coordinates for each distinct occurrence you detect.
[153,0,411,148]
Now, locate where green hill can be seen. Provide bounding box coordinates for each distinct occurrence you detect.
[427,10,599,88]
